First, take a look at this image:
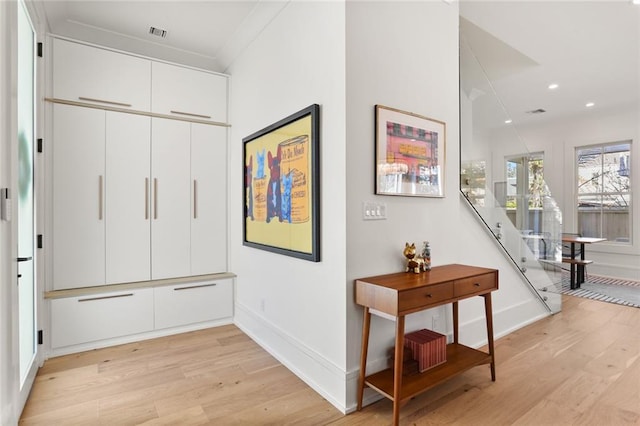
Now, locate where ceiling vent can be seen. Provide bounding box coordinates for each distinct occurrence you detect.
[526,108,546,114]
[149,26,167,38]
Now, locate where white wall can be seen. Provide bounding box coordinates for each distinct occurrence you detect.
[344,0,549,411]
[227,1,349,412]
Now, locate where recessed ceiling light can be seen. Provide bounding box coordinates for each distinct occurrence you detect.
[586,102,595,108]
[548,83,559,90]
[505,119,512,124]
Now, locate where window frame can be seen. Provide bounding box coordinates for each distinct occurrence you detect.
[575,140,632,243]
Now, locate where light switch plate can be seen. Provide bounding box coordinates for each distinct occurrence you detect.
[362,201,386,220]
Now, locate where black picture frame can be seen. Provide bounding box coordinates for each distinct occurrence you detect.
[243,104,320,262]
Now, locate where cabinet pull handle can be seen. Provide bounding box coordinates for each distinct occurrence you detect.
[170,110,211,120]
[174,283,217,291]
[98,175,104,220]
[78,97,132,108]
[153,178,158,219]
[193,179,198,219]
[145,178,149,220]
[78,293,134,302]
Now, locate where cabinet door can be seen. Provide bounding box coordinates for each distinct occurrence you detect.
[52,38,151,111]
[191,124,227,275]
[151,62,227,123]
[106,112,151,284]
[151,118,191,279]
[50,289,154,349]
[52,104,105,289]
[154,280,233,330]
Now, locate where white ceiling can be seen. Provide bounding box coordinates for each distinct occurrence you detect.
[32,0,639,126]
[460,1,639,130]
[33,0,288,72]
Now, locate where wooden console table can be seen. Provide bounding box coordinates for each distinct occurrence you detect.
[355,264,498,425]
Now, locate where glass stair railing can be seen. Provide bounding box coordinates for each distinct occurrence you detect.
[459,32,563,314]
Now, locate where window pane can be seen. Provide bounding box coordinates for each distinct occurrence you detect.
[577,147,602,194]
[602,146,630,193]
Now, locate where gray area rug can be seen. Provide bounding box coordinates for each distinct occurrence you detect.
[561,274,640,308]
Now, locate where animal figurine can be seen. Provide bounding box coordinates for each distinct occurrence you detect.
[245,154,254,220]
[266,146,282,223]
[281,171,292,223]
[403,242,425,273]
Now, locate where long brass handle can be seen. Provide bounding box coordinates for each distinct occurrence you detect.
[193,180,198,219]
[170,110,211,120]
[78,97,132,107]
[145,178,149,220]
[78,293,134,302]
[174,283,216,291]
[153,178,158,219]
[98,175,104,220]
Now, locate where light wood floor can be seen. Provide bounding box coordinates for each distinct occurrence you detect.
[21,295,640,425]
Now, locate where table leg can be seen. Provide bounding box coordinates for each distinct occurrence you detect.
[579,243,586,284]
[570,243,576,289]
[453,301,459,344]
[570,263,576,290]
[483,294,496,381]
[392,315,405,426]
[357,307,371,411]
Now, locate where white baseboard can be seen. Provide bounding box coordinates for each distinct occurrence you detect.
[233,301,349,413]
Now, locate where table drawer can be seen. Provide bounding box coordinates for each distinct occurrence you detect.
[454,272,497,297]
[399,282,453,312]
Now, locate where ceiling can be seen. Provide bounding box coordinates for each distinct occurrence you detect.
[31,0,639,126]
[460,1,639,130]
[32,0,288,72]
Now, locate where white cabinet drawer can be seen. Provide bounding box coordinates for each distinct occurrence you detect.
[51,289,153,348]
[52,38,151,111]
[151,62,227,123]
[154,280,233,330]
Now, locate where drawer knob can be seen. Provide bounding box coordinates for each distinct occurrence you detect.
[474,282,481,287]
[426,294,433,298]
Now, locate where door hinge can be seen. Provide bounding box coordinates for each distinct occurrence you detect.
[37,42,43,58]
[38,330,43,345]
[37,138,43,153]
[37,234,43,249]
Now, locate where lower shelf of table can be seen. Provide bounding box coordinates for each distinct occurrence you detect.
[364,343,492,403]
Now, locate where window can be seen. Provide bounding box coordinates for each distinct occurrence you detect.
[576,141,631,242]
[505,153,547,232]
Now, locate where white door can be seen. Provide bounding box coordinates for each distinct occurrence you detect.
[16,0,38,412]
[52,104,105,289]
[151,118,190,279]
[106,112,151,284]
[191,124,227,275]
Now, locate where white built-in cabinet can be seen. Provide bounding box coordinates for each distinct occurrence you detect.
[50,278,233,350]
[47,38,232,353]
[191,124,228,275]
[52,38,151,111]
[150,119,227,279]
[151,61,228,123]
[52,104,152,289]
[52,104,106,289]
